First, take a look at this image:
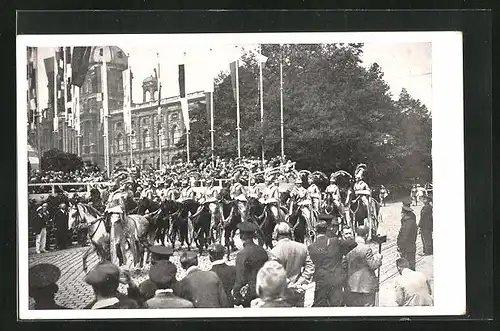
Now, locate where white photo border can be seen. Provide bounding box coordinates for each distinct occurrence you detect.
[17,31,465,319]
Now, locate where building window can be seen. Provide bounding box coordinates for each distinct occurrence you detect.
[153,91,159,100]
[131,130,137,150]
[116,133,124,152]
[143,129,151,149]
[115,122,123,130]
[142,117,150,126]
[171,125,181,145]
[145,91,151,102]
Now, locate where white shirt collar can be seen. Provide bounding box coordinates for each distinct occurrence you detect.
[155,289,174,295]
[91,297,120,309]
[211,259,226,266]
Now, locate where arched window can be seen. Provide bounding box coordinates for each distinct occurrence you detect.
[153,91,159,100]
[117,133,124,152]
[171,125,181,144]
[145,91,151,102]
[143,129,151,149]
[131,130,137,150]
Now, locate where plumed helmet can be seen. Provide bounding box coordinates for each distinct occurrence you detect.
[355,163,367,178]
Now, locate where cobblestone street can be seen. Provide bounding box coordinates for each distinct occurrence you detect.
[28,200,432,309]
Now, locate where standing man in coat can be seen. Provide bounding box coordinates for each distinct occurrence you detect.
[209,243,236,307]
[308,215,357,307]
[177,251,230,308]
[53,203,69,250]
[398,199,418,270]
[269,222,315,307]
[419,194,433,256]
[345,225,383,307]
[233,222,269,307]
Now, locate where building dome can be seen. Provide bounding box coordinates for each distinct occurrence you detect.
[142,75,157,85]
[88,46,128,70]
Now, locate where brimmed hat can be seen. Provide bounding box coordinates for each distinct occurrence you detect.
[149,245,174,260]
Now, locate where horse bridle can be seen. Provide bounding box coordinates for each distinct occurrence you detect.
[73,205,105,239]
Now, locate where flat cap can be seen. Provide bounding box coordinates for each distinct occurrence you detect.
[149,246,174,259]
[85,262,120,286]
[29,264,61,289]
[149,261,177,285]
[208,243,225,256]
[237,221,257,233]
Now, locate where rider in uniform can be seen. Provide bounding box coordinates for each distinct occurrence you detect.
[246,177,260,200]
[178,177,195,203]
[307,174,321,226]
[289,176,313,232]
[353,164,372,205]
[165,179,179,202]
[229,173,247,223]
[105,172,130,227]
[261,174,280,221]
[325,174,343,218]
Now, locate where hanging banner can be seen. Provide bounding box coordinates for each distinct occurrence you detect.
[53,116,59,132]
[180,98,189,132]
[122,68,132,133]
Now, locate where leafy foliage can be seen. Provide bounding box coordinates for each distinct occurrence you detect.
[175,44,432,190]
[40,149,84,173]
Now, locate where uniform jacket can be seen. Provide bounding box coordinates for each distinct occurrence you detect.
[270,238,314,286]
[233,242,269,304]
[307,184,321,199]
[308,235,357,287]
[345,241,382,293]
[145,289,194,309]
[419,204,433,231]
[398,211,418,252]
[230,182,245,199]
[210,261,237,307]
[394,269,433,306]
[177,267,230,308]
[325,184,341,201]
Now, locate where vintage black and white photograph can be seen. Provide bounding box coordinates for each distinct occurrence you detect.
[17,32,465,318]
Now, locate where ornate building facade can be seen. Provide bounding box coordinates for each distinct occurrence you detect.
[32,46,207,170]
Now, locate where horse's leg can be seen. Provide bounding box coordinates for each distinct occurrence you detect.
[82,245,94,272]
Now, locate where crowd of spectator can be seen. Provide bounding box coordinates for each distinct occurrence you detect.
[29,209,434,310]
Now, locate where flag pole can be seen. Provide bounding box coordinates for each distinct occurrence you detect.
[236,59,241,159]
[53,54,58,149]
[63,47,68,152]
[157,53,162,170]
[210,81,215,165]
[259,45,265,164]
[280,44,285,159]
[101,57,110,178]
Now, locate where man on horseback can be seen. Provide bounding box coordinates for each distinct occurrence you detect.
[105,172,133,266]
[260,174,280,222]
[229,173,247,223]
[246,177,260,199]
[307,174,321,227]
[324,174,343,219]
[353,164,371,206]
[288,176,314,241]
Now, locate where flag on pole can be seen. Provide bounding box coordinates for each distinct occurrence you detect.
[53,116,58,132]
[229,60,238,101]
[178,64,185,98]
[122,68,132,133]
[71,46,92,87]
[180,97,189,132]
[74,85,81,135]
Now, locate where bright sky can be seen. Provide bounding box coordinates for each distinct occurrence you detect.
[35,42,432,111]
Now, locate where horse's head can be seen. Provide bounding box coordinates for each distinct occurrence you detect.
[68,204,81,230]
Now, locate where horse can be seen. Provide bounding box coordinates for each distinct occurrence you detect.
[107,209,157,270]
[346,191,380,241]
[220,199,242,260]
[190,201,212,254]
[321,194,345,228]
[169,199,198,251]
[68,203,110,272]
[288,203,315,245]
